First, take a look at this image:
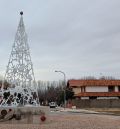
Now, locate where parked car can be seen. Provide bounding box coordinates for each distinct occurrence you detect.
[49,102,57,108]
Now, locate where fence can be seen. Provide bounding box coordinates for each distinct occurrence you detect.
[72,99,120,108]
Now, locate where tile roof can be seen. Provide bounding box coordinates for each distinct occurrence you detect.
[68,79,120,87]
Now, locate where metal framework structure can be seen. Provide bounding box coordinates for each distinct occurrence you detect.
[0,12,39,107]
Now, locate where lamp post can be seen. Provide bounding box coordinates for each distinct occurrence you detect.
[55,70,66,109]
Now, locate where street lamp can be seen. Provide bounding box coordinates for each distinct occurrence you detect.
[55,70,66,109]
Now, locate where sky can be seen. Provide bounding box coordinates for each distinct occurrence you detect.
[0,0,120,81]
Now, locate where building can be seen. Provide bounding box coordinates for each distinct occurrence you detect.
[67,79,120,99]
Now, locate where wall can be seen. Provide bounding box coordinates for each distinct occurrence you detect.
[86,86,108,92]
[115,86,118,92]
[72,99,120,108]
[72,88,81,94]
[73,86,119,93]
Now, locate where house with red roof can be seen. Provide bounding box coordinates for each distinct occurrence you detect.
[67,79,120,99]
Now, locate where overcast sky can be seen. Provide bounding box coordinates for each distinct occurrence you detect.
[0,0,120,81]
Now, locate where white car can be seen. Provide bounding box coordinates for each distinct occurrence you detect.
[49,102,57,108]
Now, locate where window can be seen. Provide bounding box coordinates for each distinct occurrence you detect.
[118,86,120,92]
[81,87,86,92]
[108,86,115,92]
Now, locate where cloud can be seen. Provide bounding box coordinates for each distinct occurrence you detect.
[0,0,120,80]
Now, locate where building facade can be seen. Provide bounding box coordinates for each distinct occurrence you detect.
[67,79,120,99]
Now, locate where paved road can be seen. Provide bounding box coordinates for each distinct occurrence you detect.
[0,108,120,129]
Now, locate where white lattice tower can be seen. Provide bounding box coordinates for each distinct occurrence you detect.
[0,12,39,107]
[5,12,35,88]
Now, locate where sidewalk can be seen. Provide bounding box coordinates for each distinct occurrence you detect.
[60,108,119,116]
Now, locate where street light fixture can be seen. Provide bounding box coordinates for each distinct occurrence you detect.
[55,70,66,109]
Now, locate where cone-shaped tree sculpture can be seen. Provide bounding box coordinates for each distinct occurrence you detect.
[0,12,39,107]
